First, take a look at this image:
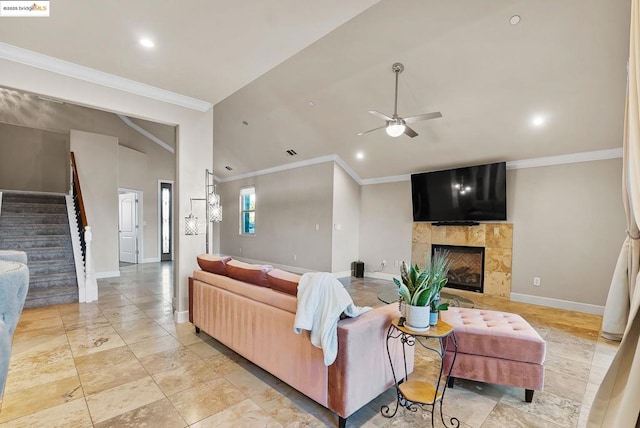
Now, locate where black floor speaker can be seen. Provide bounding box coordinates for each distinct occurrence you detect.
[351,261,364,278]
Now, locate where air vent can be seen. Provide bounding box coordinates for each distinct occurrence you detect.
[225,166,233,171]
[286,149,297,156]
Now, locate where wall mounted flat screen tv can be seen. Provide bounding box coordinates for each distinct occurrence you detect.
[411,162,507,222]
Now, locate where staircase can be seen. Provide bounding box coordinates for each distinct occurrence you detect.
[0,192,78,308]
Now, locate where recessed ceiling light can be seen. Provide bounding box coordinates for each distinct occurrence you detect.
[509,15,521,25]
[308,101,315,107]
[139,38,155,48]
[532,115,545,126]
[356,152,364,160]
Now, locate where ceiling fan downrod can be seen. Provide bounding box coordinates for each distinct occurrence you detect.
[392,62,404,119]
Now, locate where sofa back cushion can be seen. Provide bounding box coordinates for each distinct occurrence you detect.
[226,260,273,287]
[267,269,301,296]
[197,255,232,275]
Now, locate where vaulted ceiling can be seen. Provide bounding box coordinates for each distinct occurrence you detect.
[0,0,631,180]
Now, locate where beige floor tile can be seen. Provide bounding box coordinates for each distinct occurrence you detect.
[0,376,83,423]
[543,367,588,402]
[499,388,581,428]
[0,398,92,428]
[85,377,164,424]
[118,324,169,345]
[225,368,273,398]
[6,357,77,392]
[127,334,182,359]
[441,386,498,428]
[66,325,127,357]
[187,340,222,359]
[480,403,563,427]
[139,346,202,375]
[10,325,67,355]
[79,358,149,395]
[169,377,246,424]
[15,312,63,331]
[16,306,60,322]
[191,398,282,428]
[74,346,137,375]
[152,359,220,396]
[93,398,187,428]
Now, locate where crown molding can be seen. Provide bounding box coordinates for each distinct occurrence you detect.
[219,147,624,186]
[505,148,623,170]
[0,42,213,112]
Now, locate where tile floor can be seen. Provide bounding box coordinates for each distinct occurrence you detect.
[0,262,618,427]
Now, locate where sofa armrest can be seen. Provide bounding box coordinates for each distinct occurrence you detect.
[327,304,414,418]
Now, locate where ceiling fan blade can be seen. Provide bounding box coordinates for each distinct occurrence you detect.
[369,110,393,121]
[404,125,418,138]
[403,112,443,124]
[357,124,387,136]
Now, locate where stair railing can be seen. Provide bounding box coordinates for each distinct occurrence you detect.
[69,153,98,303]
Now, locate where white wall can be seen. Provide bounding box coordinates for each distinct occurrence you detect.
[219,162,334,271]
[70,130,120,275]
[0,58,213,320]
[359,180,413,275]
[331,163,360,273]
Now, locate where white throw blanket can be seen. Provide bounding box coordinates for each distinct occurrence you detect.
[293,272,371,365]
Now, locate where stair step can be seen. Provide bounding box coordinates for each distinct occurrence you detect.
[24,286,78,309]
[1,202,67,214]
[0,235,72,249]
[0,224,70,236]
[1,193,66,205]
[28,260,76,276]
[0,213,69,225]
[29,272,77,288]
[14,247,74,262]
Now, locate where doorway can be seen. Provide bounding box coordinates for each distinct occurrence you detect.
[118,189,143,264]
[160,181,173,261]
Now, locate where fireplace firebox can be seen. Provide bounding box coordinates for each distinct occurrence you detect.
[432,244,485,293]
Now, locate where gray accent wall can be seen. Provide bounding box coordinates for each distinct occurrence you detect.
[331,164,360,273]
[508,158,625,306]
[219,162,334,271]
[358,180,413,275]
[0,123,70,193]
[357,158,625,307]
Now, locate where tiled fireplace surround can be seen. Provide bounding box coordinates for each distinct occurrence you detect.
[411,223,513,297]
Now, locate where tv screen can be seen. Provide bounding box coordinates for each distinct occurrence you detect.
[411,162,507,222]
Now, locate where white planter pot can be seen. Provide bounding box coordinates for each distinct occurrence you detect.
[405,305,430,331]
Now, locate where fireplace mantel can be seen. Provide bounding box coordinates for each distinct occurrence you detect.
[411,223,513,298]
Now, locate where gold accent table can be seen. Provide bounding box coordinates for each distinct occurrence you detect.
[382,318,460,427]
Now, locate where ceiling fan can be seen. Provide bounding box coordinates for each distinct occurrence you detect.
[358,62,442,138]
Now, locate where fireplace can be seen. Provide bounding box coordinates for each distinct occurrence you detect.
[432,244,485,293]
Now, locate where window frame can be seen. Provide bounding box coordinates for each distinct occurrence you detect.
[239,186,256,236]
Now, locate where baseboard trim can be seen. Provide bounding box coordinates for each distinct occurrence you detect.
[141,257,161,264]
[96,270,121,279]
[510,292,604,315]
[174,310,189,324]
[364,271,396,281]
[332,270,352,279]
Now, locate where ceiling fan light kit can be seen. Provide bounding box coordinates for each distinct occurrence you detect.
[358,62,442,138]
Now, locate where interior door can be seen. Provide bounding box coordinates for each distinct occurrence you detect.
[119,192,138,263]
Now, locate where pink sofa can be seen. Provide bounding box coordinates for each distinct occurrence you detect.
[189,256,412,427]
[441,307,546,402]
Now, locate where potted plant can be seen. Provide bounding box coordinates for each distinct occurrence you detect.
[394,250,451,331]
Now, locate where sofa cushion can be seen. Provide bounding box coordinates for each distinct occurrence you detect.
[225,260,273,287]
[267,269,301,296]
[197,254,232,275]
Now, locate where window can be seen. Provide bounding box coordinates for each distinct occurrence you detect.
[239,186,255,235]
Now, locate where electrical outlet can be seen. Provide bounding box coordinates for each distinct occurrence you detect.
[382,260,387,268]
[238,247,242,253]
[533,277,541,286]
[293,254,297,261]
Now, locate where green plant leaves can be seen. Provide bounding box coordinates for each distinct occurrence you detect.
[394,250,452,308]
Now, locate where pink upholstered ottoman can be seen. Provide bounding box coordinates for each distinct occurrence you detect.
[441,307,546,402]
